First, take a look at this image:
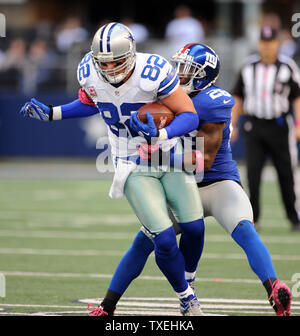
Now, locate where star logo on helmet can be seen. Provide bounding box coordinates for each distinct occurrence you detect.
[126,33,134,43]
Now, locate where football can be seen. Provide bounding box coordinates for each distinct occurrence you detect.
[137,103,174,129]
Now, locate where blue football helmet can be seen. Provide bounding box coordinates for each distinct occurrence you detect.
[171,43,220,94]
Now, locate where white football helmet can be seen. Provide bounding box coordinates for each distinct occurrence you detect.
[91,22,136,84]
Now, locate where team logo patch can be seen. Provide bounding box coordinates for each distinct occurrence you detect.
[87,86,98,98]
[205,52,218,69]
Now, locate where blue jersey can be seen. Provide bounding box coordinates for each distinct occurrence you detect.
[190,84,241,184]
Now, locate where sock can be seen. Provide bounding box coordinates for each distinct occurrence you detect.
[179,218,205,273]
[263,277,278,297]
[176,285,195,301]
[185,271,196,282]
[153,226,188,293]
[100,290,121,314]
[107,230,154,298]
[231,220,277,284]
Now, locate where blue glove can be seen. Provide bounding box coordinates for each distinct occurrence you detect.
[130,111,158,141]
[20,98,51,121]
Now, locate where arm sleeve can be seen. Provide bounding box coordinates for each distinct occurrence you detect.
[52,89,99,120]
[164,112,199,139]
[60,99,99,119]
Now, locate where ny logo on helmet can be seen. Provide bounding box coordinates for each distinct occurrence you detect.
[205,52,218,69]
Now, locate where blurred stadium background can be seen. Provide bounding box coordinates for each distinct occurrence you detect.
[1,0,300,160]
[0,0,300,316]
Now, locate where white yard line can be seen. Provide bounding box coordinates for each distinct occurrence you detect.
[204,252,300,261]
[105,297,300,305]
[77,297,300,308]
[0,303,84,308]
[0,270,298,286]
[0,297,299,316]
[0,229,299,245]
[0,309,291,316]
[0,248,125,256]
[0,230,134,240]
[0,212,137,226]
[0,247,299,261]
[1,302,275,310]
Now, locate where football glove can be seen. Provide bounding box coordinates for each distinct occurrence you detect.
[130,111,158,141]
[20,98,52,121]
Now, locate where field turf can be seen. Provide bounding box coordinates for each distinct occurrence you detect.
[0,175,299,316]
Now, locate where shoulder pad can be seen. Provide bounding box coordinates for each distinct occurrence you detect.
[77,52,94,86]
[138,53,173,92]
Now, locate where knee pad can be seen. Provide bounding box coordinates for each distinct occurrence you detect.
[132,230,154,253]
[178,218,205,238]
[232,220,258,244]
[153,226,178,256]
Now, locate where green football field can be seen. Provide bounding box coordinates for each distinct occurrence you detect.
[0,173,300,316]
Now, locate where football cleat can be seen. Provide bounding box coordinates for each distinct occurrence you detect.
[268,280,292,316]
[180,293,204,316]
[87,304,110,316]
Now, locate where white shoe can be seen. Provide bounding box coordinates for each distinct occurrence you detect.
[179,293,204,316]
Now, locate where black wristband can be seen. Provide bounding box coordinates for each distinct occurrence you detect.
[48,105,53,121]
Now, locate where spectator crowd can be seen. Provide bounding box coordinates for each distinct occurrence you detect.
[0,6,299,95]
[0,6,206,94]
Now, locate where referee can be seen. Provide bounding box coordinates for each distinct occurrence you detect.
[231,26,300,231]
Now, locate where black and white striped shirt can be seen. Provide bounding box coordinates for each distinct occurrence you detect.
[233,54,300,119]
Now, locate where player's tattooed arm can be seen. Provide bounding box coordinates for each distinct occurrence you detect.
[196,122,225,171]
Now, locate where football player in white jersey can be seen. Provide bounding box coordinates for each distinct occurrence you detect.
[85,43,292,317]
[20,22,206,316]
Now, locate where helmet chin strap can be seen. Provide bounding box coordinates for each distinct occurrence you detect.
[180,74,196,94]
[181,76,217,94]
[181,82,194,95]
[105,72,127,84]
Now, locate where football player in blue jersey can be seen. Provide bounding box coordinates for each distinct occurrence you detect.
[96,43,292,316]
[19,23,206,316]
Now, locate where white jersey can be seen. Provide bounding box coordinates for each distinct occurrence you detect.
[77,51,179,158]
